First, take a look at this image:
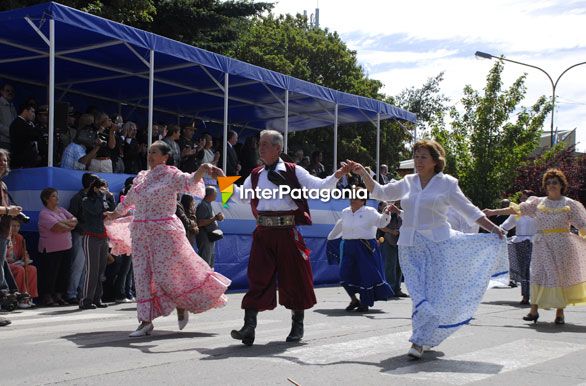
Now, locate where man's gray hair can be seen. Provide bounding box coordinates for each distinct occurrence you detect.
[260,129,283,150]
[205,186,217,197]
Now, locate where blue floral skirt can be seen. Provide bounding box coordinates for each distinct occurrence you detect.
[399,231,508,347]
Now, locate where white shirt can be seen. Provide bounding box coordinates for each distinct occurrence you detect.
[447,207,480,234]
[501,215,537,243]
[234,158,338,211]
[370,173,484,246]
[327,206,391,240]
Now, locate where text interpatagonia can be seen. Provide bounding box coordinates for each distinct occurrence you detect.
[239,186,369,202]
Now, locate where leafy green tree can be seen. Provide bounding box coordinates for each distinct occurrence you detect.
[232,14,404,171]
[433,60,552,208]
[395,72,450,138]
[0,0,273,54]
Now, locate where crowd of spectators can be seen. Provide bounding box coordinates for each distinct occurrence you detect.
[0,81,350,323]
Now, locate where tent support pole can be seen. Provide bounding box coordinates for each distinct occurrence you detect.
[222,73,229,173]
[147,50,154,150]
[48,19,55,167]
[376,113,381,183]
[333,103,338,172]
[284,90,289,154]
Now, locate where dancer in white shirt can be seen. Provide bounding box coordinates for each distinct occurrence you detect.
[327,185,394,312]
[348,139,507,359]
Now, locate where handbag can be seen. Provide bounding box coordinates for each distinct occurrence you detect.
[207,228,224,242]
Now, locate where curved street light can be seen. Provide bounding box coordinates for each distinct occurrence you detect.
[475,51,586,147]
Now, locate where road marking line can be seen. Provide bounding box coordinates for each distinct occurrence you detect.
[384,339,585,385]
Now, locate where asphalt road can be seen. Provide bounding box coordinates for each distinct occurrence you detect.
[2,285,586,385]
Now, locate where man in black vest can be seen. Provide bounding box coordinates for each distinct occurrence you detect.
[226,129,350,346]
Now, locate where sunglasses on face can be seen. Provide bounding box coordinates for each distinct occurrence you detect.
[545,179,560,186]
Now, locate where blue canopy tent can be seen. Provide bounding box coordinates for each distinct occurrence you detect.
[0,2,415,174]
[0,2,417,289]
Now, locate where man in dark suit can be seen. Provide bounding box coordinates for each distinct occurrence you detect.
[225,130,240,176]
[9,103,39,168]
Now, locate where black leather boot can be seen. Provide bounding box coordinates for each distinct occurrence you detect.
[230,309,257,346]
[286,310,304,342]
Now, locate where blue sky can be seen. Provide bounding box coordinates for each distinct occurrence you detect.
[266,0,586,151]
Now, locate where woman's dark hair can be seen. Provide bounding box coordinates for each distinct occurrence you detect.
[121,177,134,196]
[151,140,174,165]
[542,168,568,194]
[0,148,10,178]
[350,182,368,204]
[180,194,195,214]
[310,150,322,163]
[40,187,58,207]
[165,125,180,138]
[413,139,446,173]
[87,178,107,198]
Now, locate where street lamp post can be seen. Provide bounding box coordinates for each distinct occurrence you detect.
[475,51,586,147]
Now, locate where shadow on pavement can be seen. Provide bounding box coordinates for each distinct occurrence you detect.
[496,322,586,333]
[196,340,308,361]
[39,309,85,316]
[481,300,531,309]
[62,330,217,354]
[312,308,386,317]
[376,350,503,374]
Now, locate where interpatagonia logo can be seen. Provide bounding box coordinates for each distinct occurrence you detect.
[217,176,240,207]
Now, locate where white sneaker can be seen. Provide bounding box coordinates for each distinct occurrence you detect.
[407,344,423,359]
[178,310,189,331]
[115,298,132,303]
[17,301,31,309]
[129,322,154,337]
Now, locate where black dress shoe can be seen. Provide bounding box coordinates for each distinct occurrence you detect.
[395,292,410,298]
[522,312,539,323]
[79,303,97,310]
[356,305,369,312]
[94,302,108,308]
[65,297,79,305]
[345,299,360,311]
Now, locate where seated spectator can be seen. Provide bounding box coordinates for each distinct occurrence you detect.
[7,219,37,306]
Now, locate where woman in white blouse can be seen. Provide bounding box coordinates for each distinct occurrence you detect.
[327,184,394,312]
[500,190,537,305]
[348,140,507,359]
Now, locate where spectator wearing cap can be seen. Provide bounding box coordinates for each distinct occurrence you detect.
[9,102,39,168]
[61,127,101,170]
[0,83,17,150]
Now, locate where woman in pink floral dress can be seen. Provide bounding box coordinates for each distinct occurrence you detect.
[106,141,230,337]
[485,168,586,325]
